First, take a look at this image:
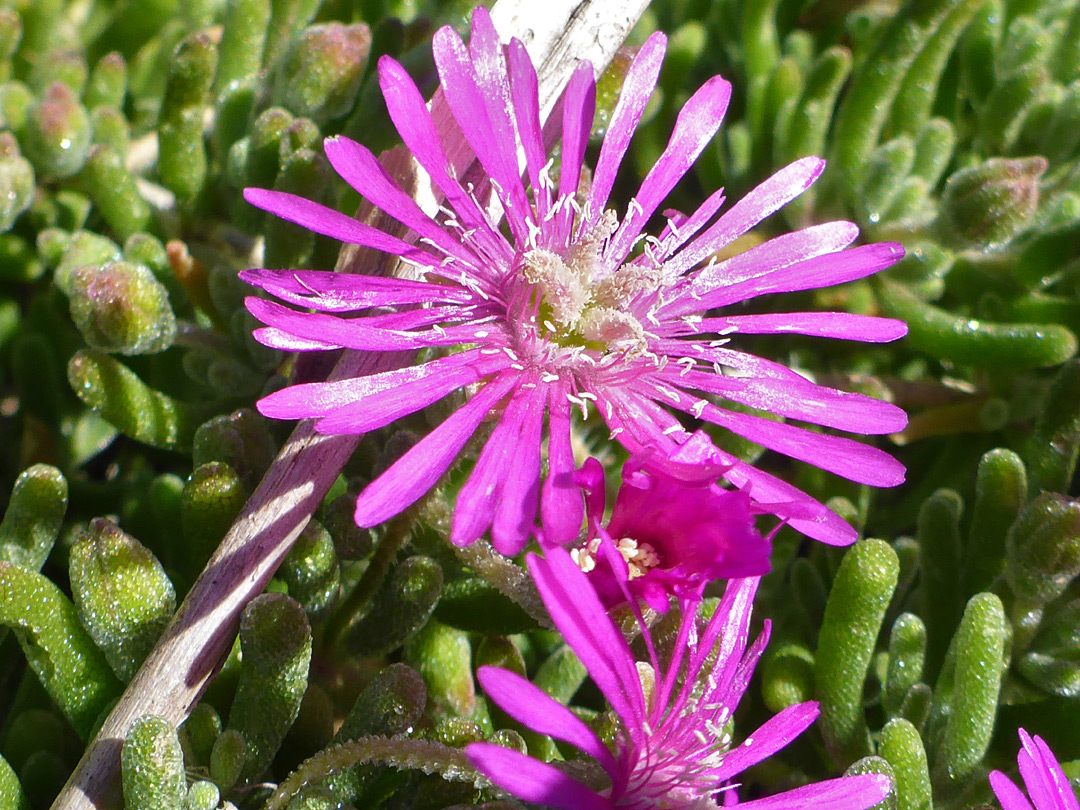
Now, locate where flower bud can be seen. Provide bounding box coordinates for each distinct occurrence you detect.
[65,260,176,354]
[276,23,371,122]
[24,82,92,179]
[941,156,1047,249]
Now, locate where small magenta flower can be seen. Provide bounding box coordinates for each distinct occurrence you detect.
[466,546,892,810]
[242,6,908,555]
[991,729,1079,810]
[568,431,773,612]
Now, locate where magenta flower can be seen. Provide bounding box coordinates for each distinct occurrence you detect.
[466,546,892,810]
[991,730,1079,810]
[241,6,908,555]
[568,431,773,612]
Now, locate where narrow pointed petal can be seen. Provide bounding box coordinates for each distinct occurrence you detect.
[492,384,545,554]
[991,772,1037,810]
[466,743,611,810]
[553,63,597,244]
[689,221,860,298]
[377,55,512,265]
[452,383,534,548]
[693,312,908,343]
[258,348,504,420]
[541,380,584,546]
[585,32,666,228]
[606,75,732,264]
[664,156,826,276]
[507,37,550,220]
[738,774,893,810]
[477,667,617,774]
[708,446,858,545]
[353,373,517,528]
[323,136,481,266]
[674,392,906,486]
[240,268,474,312]
[245,297,478,352]
[434,23,531,244]
[710,702,819,782]
[527,550,646,727]
[672,369,909,434]
[244,188,441,267]
[467,8,535,233]
[675,241,905,317]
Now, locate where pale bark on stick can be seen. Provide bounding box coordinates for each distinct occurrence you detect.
[51,2,649,808]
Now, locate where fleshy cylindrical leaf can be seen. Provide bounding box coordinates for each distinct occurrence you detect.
[68,518,176,682]
[122,715,186,810]
[227,593,312,782]
[816,538,899,764]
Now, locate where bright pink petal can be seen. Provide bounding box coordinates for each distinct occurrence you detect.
[541,379,584,546]
[689,220,860,295]
[708,446,859,545]
[353,373,517,528]
[245,297,479,352]
[243,188,441,267]
[738,774,893,810]
[709,702,819,781]
[451,382,538,549]
[507,37,550,222]
[466,9,535,236]
[492,384,545,554]
[527,550,646,728]
[466,743,611,810]
[552,63,596,245]
[257,347,505,420]
[672,368,909,435]
[992,771,1037,810]
[377,55,512,267]
[434,23,531,245]
[251,327,340,351]
[606,75,732,264]
[664,156,826,276]
[477,666,617,774]
[688,241,906,313]
[691,312,908,343]
[240,268,474,312]
[669,390,906,486]
[585,32,666,229]
[312,363,506,435]
[323,136,481,267]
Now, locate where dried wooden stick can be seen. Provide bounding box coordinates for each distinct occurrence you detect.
[50,2,649,808]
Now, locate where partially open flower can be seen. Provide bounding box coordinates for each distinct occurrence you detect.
[567,432,773,612]
[467,547,892,810]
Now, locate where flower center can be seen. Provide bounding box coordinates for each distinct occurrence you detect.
[515,211,655,357]
[570,536,661,579]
